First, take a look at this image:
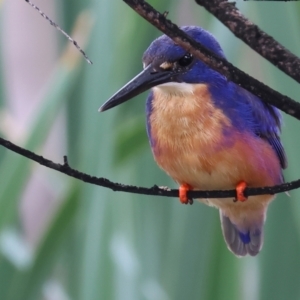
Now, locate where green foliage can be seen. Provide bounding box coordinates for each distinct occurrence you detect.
[0,1,300,299]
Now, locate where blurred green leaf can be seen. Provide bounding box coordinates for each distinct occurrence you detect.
[0,48,84,230]
[114,115,148,165]
[6,184,80,300]
[0,1,300,300]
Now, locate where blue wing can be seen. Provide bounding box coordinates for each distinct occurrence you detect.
[236,85,287,169]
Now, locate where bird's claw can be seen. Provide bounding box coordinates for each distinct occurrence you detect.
[235,181,247,202]
[179,183,193,205]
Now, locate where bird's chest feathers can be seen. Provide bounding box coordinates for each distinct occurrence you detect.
[149,83,232,184]
[150,83,230,154]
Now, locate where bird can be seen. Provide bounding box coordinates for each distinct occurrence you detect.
[99,26,287,257]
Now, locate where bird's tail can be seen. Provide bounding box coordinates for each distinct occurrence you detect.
[219,211,265,257]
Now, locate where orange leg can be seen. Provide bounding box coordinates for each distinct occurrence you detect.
[179,183,193,205]
[235,181,247,202]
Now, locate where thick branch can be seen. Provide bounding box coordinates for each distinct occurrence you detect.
[195,0,300,84]
[123,0,300,120]
[0,136,297,200]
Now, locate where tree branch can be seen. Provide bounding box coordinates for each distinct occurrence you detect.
[6,0,299,201]
[0,136,297,202]
[123,0,300,121]
[195,0,300,84]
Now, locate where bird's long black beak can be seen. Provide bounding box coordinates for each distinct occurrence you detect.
[99,64,172,112]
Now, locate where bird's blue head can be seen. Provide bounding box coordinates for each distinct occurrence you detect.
[100,26,226,111]
[143,26,225,84]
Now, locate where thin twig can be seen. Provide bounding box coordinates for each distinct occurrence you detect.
[25,0,92,65]
[0,136,297,200]
[195,0,300,84]
[122,0,300,121]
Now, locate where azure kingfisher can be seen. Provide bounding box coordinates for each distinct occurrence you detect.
[99,26,287,257]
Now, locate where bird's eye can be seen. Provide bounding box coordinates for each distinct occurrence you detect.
[177,53,193,67]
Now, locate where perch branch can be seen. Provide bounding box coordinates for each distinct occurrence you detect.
[10,0,299,200]
[0,136,297,200]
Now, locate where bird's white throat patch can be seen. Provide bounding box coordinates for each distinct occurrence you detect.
[154,82,196,96]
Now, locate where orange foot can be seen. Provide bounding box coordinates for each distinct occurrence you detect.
[179,183,193,205]
[235,181,247,202]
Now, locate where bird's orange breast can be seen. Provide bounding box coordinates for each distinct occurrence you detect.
[149,83,282,192]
